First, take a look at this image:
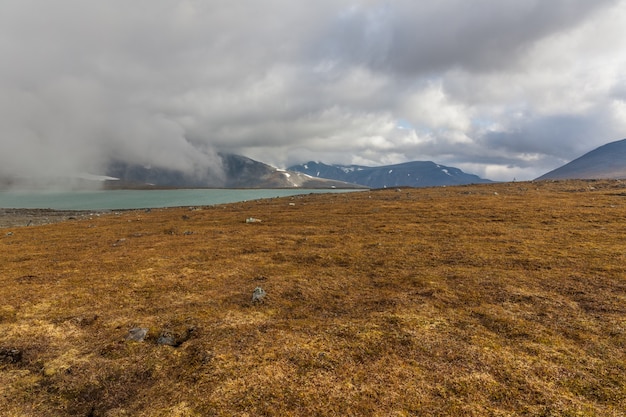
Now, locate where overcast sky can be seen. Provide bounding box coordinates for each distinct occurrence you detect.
[1,0,625,182]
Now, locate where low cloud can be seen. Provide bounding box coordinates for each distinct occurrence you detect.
[1,0,624,183]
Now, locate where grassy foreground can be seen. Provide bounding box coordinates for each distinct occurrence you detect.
[1,180,625,416]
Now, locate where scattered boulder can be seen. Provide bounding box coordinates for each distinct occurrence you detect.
[157,331,177,347]
[245,217,262,223]
[126,327,148,342]
[252,287,267,303]
[125,326,195,346]
[157,327,195,347]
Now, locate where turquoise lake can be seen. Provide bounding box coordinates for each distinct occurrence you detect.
[0,189,364,210]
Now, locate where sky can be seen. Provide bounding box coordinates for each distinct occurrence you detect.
[1,0,626,182]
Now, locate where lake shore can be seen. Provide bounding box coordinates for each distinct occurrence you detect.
[0,188,365,210]
[0,208,106,228]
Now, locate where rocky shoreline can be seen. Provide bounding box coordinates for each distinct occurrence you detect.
[0,208,105,228]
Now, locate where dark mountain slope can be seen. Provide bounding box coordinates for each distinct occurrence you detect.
[536,138,626,180]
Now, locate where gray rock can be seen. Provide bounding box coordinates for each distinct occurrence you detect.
[157,332,177,346]
[252,287,266,303]
[157,327,195,347]
[126,327,148,342]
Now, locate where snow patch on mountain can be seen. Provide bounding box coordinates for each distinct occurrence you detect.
[288,160,492,188]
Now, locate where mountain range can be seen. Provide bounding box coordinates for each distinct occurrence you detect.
[1,156,492,189]
[536,138,626,180]
[287,161,492,188]
[3,138,625,190]
[108,135,626,188]
[105,154,362,189]
[105,155,494,189]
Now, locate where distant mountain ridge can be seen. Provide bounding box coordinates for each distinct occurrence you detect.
[536,138,626,180]
[105,154,363,189]
[1,154,491,190]
[287,161,492,188]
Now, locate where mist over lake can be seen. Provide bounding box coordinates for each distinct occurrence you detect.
[0,189,363,210]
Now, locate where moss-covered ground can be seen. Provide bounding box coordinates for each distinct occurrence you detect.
[1,180,625,416]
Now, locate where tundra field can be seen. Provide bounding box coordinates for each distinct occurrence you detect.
[1,180,625,416]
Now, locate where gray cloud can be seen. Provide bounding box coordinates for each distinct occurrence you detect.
[323,0,617,74]
[1,0,625,183]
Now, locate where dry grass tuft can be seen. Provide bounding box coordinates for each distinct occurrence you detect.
[1,180,626,416]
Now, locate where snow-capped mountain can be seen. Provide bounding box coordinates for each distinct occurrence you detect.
[105,154,364,189]
[287,161,492,188]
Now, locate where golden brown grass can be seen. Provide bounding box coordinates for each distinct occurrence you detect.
[1,180,626,416]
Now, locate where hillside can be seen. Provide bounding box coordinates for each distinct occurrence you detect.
[1,180,626,416]
[288,160,492,188]
[536,138,626,180]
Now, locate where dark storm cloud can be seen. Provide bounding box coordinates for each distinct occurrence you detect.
[321,0,617,73]
[0,0,624,183]
[483,114,604,158]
